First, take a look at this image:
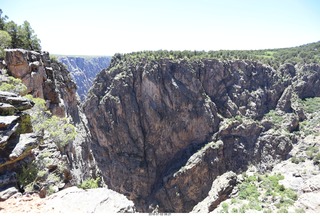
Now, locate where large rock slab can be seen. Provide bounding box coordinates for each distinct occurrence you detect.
[0,187,19,201]
[9,133,39,160]
[0,116,19,129]
[0,91,34,111]
[43,186,135,213]
[0,103,16,115]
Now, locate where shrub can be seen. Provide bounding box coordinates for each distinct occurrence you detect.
[291,156,305,164]
[25,94,77,152]
[42,116,77,151]
[313,153,320,164]
[238,181,260,200]
[263,208,272,213]
[300,97,320,113]
[79,177,101,189]
[0,76,28,95]
[265,110,284,125]
[17,163,38,187]
[231,208,238,213]
[277,208,288,213]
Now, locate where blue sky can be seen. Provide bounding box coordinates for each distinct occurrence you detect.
[1,0,320,55]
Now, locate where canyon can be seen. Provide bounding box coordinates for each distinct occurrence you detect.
[56,55,111,101]
[1,44,320,213]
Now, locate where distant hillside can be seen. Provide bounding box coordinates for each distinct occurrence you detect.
[56,55,111,101]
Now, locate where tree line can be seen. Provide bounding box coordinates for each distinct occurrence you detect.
[0,9,41,58]
[112,41,320,69]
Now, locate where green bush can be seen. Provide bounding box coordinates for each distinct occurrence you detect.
[291,156,305,164]
[0,30,11,58]
[265,110,284,125]
[0,76,28,95]
[236,173,297,213]
[306,146,319,159]
[221,202,229,213]
[277,208,288,213]
[299,97,320,113]
[17,163,38,187]
[25,94,77,151]
[79,177,101,189]
[42,116,77,151]
[231,208,238,213]
[239,181,260,200]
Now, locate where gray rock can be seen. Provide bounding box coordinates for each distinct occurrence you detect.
[192,171,237,213]
[43,186,135,213]
[9,133,39,160]
[297,192,320,213]
[0,115,19,129]
[4,49,79,122]
[0,121,19,145]
[0,91,34,111]
[0,187,19,201]
[0,103,16,115]
[0,172,17,188]
[302,174,320,192]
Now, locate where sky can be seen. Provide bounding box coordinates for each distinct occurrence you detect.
[1,0,320,56]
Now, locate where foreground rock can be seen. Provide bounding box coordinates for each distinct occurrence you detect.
[0,186,135,213]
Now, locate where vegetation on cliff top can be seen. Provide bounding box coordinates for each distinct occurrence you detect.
[0,9,41,58]
[110,41,320,69]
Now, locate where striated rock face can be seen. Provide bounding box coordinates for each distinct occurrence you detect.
[83,56,320,212]
[5,49,79,122]
[57,56,111,101]
[0,91,38,191]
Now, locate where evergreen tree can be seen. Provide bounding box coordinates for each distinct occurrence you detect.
[0,9,8,30]
[20,21,41,51]
[4,21,22,48]
[0,30,11,58]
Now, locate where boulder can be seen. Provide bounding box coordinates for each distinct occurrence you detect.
[9,133,40,161]
[0,116,19,129]
[0,186,19,201]
[0,91,34,111]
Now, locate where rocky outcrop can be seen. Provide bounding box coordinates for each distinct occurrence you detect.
[1,49,101,201]
[2,49,98,185]
[5,49,79,122]
[0,91,38,193]
[84,56,319,212]
[57,56,111,101]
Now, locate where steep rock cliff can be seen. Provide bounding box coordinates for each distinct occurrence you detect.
[84,54,320,212]
[57,56,111,101]
[5,49,80,122]
[1,49,100,198]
